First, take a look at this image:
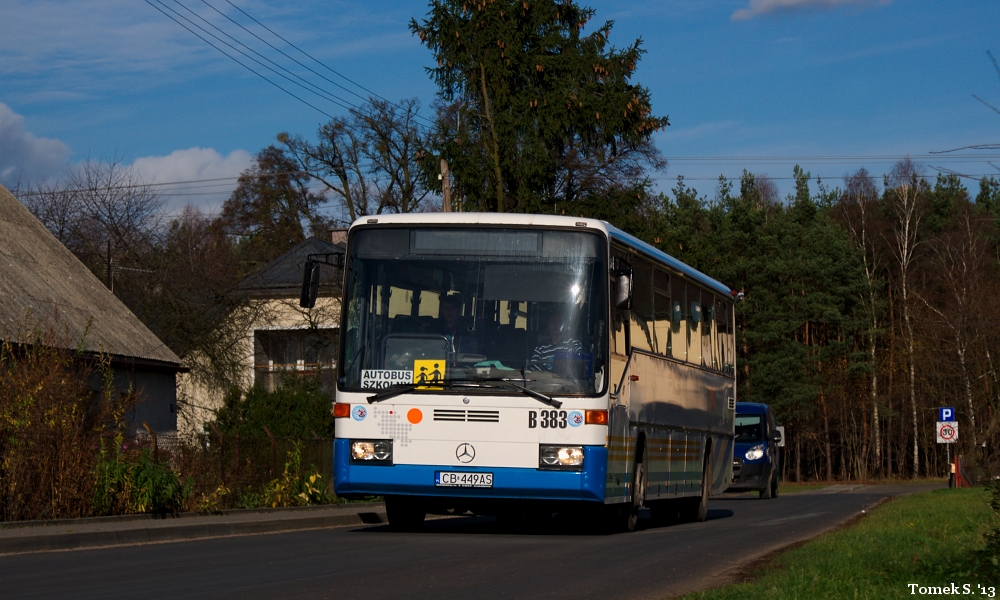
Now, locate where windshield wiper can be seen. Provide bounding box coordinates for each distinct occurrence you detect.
[367,385,418,403]
[365,378,561,408]
[477,377,562,409]
[366,378,494,403]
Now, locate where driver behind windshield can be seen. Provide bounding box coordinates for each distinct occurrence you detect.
[439,294,478,354]
[529,309,583,372]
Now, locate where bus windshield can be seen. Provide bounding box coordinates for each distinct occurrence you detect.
[340,227,608,397]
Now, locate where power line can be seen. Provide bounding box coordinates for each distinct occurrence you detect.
[149,0,354,114]
[200,0,432,129]
[218,0,435,129]
[169,0,367,114]
[142,0,335,119]
[651,173,1000,182]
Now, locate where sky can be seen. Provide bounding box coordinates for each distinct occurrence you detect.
[1,0,999,216]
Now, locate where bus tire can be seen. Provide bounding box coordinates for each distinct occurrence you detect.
[624,443,647,532]
[385,495,426,532]
[681,454,711,522]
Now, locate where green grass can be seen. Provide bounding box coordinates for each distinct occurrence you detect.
[779,483,831,494]
[685,488,994,600]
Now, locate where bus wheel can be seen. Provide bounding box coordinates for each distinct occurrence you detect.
[385,495,426,532]
[681,455,710,522]
[623,444,647,532]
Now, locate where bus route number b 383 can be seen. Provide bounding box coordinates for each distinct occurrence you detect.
[529,410,568,429]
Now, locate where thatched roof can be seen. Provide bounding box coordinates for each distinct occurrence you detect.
[0,184,182,368]
[237,236,344,299]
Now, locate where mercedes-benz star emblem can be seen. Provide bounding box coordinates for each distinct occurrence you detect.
[456,443,475,463]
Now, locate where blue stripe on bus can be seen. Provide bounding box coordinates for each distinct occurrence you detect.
[334,439,607,502]
[605,224,733,297]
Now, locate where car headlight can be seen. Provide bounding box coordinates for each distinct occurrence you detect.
[745,444,765,461]
[539,445,584,470]
[350,439,393,464]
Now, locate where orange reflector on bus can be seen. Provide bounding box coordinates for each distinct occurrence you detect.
[585,410,608,425]
[333,403,351,418]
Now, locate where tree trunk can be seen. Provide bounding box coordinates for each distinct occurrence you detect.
[795,432,801,483]
[820,385,833,481]
[904,299,919,478]
[479,63,505,213]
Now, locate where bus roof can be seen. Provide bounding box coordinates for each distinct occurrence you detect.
[348,213,733,298]
[604,223,733,298]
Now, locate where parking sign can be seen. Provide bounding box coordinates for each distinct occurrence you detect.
[938,407,954,422]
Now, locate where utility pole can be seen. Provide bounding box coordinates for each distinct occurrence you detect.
[440,159,452,212]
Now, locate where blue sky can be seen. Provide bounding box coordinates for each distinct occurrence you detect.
[2,0,998,213]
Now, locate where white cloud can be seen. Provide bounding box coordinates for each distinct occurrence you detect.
[731,0,891,21]
[132,147,253,213]
[0,102,72,185]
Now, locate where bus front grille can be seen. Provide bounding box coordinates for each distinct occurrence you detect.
[433,409,500,423]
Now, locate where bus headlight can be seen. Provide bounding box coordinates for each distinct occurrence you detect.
[745,444,765,461]
[350,439,393,464]
[539,445,584,469]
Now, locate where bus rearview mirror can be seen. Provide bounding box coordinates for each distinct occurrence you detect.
[614,273,632,310]
[300,260,321,308]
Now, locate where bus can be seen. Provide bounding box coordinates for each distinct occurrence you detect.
[301,213,737,532]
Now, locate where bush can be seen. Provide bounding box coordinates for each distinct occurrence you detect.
[92,435,190,515]
[262,442,332,508]
[213,374,335,439]
[0,323,139,521]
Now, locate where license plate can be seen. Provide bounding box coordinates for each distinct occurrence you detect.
[435,471,494,488]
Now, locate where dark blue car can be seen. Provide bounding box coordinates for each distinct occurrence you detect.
[730,402,781,498]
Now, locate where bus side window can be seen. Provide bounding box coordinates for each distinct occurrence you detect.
[687,282,702,365]
[629,257,654,352]
[701,291,713,368]
[670,275,687,361]
[712,298,726,371]
[653,269,671,356]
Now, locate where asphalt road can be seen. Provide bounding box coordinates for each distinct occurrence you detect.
[0,484,940,600]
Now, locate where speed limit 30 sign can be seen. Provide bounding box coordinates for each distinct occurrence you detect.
[936,421,958,444]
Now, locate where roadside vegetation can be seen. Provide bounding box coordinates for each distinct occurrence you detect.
[0,328,339,522]
[684,488,998,600]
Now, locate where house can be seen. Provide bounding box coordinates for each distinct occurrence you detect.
[0,184,185,435]
[177,232,344,437]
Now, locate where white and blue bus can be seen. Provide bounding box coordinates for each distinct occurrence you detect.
[302,214,737,531]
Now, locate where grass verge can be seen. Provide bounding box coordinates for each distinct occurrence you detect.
[683,488,994,600]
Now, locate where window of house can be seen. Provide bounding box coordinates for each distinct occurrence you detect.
[254,329,339,391]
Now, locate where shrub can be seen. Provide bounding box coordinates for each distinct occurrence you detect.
[92,434,190,515]
[0,322,138,521]
[213,374,335,439]
[263,442,332,508]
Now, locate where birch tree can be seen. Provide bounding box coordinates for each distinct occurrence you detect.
[884,158,926,478]
[836,168,885,476]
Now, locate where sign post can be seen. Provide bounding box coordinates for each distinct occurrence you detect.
[936,408,958,487]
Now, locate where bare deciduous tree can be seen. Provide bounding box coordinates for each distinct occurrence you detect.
[279,98,430,223]
[884,157,926,478]
[836,168,885,477]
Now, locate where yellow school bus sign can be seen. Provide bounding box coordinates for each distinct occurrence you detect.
[413,360,446,389]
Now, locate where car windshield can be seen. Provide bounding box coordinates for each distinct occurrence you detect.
[339,227,608,397]
[735,415,764,442]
